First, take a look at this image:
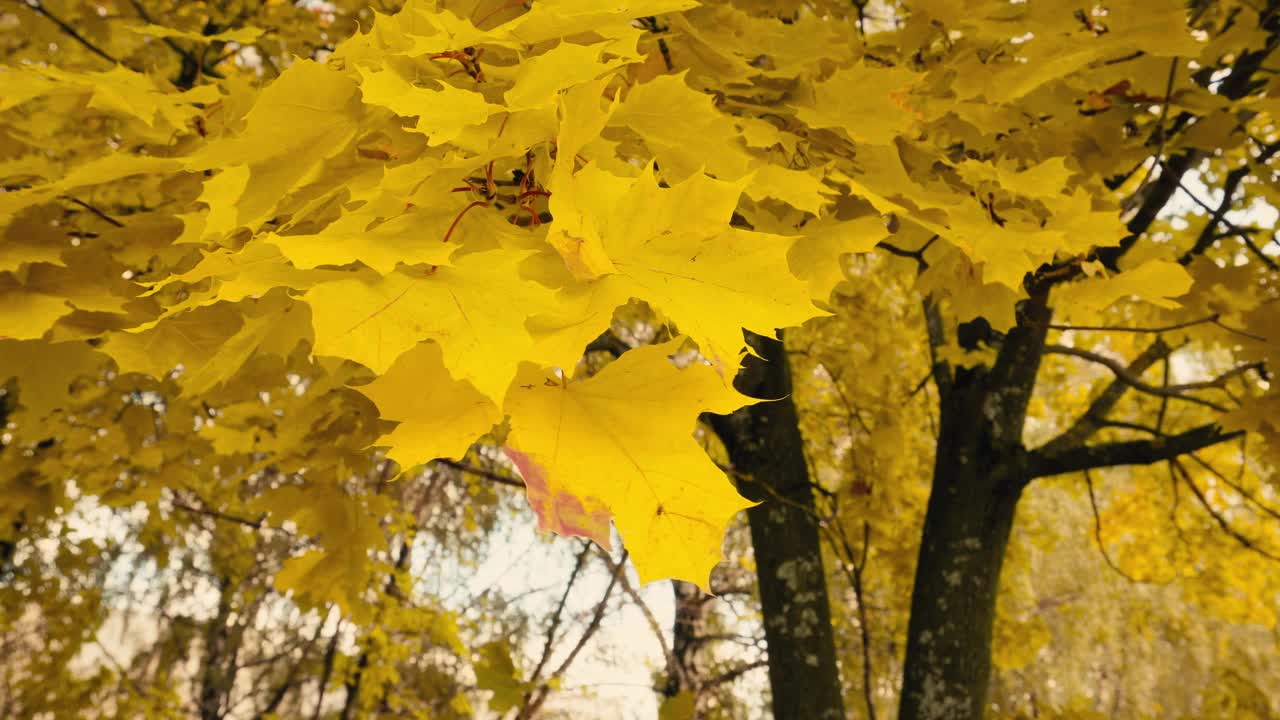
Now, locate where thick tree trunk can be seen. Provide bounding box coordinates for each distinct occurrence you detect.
[897,298,1050,720]
[896,411,1025,720]
[710,332,846,720]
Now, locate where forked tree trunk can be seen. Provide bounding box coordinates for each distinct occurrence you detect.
[893,31,1277,716]
[897,299,1050,720]
[710,332,846,720]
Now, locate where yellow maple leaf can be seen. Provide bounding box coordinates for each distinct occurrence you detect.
[1053,259,1194,322]
[611,72,751,181]
[609,74,829,214]
[502,41,624,111]
[504,341,755,588]
[355,341,500,470]
[788,213,888,300]
[0,154,183,220]
[305,249,558,401]
[794,63,924,145]
[505,446,613,551]
[357,66,503,147]
[539,167,819,370]
[124,23,266,45]
[185,60,362,225]
[263,483,388,621]
[266,208,458,273]
[0,339,104,420]
[504,0,699,46]
[0,278,71,340]
[151,241,323,303]
[107,296,307,395]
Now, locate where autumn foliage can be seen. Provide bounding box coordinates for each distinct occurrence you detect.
[4,0,1280,718]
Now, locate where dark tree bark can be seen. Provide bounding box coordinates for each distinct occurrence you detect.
[709,331,846,720]
[666,579,707,698]
[895,24,1280,714]
[897,295,1052,720]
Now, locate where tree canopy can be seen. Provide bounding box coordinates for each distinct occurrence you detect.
[3,0,1280,718]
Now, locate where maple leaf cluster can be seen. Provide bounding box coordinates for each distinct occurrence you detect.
[2,0,1278,596]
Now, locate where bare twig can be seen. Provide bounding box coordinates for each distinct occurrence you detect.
[527,542,592,686]
[1044,344,1261,412]
[1156,356,1171,432]
[1084,470,1156,583]
[595,548,686,694]
[1186,452,1280,523]
[850,522,877,720]
[1173,459,1280,562]
[1038,339,1172,455]
[1174,143,1280,268]
[701,660,768,690]
[1132,58,1180,193]
[62,195,125,227]
[518,549,627,719]
[311,617,341,720]
[17,0,120,66]
[876,234,936,270]
[170,497,268,530]
[1047,313,1266,342]
[436,459,525,488]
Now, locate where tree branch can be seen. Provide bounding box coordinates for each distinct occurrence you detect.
[1088,16,1278,276]
[595,548,686,694]
[517,549,626,720]
[527,542,591,687]
[62,195,125,227]
[170,496,270,530]
[850,521,877,720]
[1173,458,1280,562]
[311,617,341,720]
[1176,163,1252,264]
[124,0,222,88]
[701,660,768,690]
[1038,339,1171,455]
[922,295,952,399]
[18,0,120,66]
[1186,451,1280,523]
[1043,343,1260,412]
[1047,313,1266,342]
[876,235,936,270]
[1174,144,1280,268]
[255,618,326,720]
[1028,423,1244,478]
[1084,470,1161,584]
[435,459,524,488]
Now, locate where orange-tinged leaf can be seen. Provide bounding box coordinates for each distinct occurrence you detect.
[504,341,754,588]
[505,447,612,549]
